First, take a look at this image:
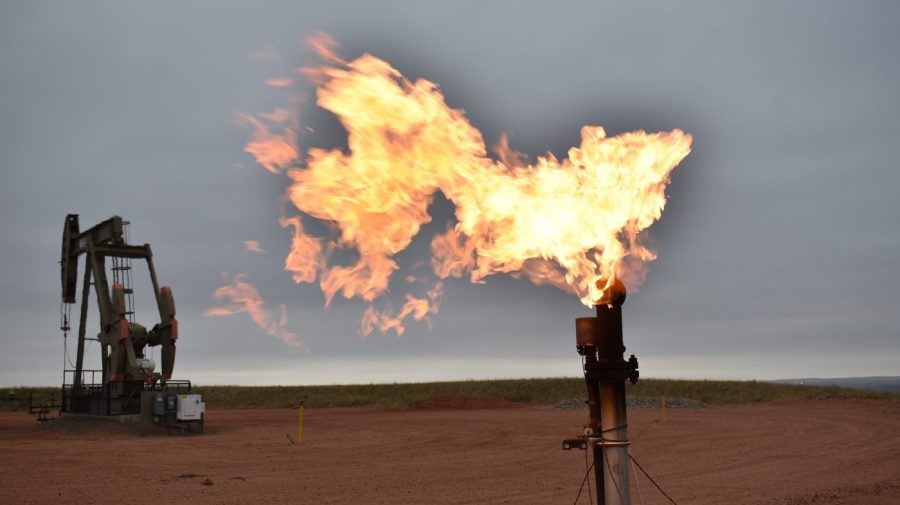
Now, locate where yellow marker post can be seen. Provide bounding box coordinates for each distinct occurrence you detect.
[661,393,667,423]
[298,400,305,446]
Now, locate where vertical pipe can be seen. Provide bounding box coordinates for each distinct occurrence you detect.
[600,383,631,505]
[596,302,631,505]
[583,354,605,504]
[101,342,108,389]
[661,393,667,422]
[593,442,605,505]
[575,280,634,505]
[298,400,305,445]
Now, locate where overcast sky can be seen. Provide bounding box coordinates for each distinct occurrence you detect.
[1,1,898,386]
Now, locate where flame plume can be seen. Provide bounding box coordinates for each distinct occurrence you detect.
[205,273,306,349]
[240,35,692,336]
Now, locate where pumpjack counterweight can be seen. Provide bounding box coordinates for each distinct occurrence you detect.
[59,214,202,430]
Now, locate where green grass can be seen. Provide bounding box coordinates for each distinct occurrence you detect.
[3,378,894,411]
[626,378,897,404]
[0,387,60,412]
[194,378,898,408]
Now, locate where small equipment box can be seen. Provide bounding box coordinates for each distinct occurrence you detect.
[141,389,204,434]
[176,394,205,421]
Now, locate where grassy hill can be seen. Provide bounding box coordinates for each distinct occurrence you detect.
[3,377,896,411]
[771,376,900,394]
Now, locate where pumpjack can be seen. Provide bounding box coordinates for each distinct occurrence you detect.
[60,214,203,429]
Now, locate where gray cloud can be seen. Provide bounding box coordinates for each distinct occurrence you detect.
[1,1,898,385]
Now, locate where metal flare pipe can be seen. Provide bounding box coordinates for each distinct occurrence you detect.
[569,279,638,505]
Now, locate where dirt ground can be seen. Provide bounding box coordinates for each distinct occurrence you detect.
[1,398,898,504]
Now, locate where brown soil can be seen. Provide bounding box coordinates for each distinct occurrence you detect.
[418,394,524,410]
[1,399,898,504]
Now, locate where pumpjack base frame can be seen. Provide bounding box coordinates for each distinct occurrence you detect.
[61,369,192,417]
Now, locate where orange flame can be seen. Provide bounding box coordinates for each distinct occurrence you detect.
[205,273,306,349]
[360,282,444,336]
[264,77,293,87]
[238,34,692,335]
[234,108,298,174]
[279,215,325,284]
[243,240,265,254]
